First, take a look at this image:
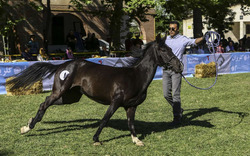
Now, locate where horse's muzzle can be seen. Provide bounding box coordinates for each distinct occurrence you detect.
[180,62,184,73]
[173,61,184,73]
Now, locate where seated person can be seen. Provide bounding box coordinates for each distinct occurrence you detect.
[216,42,224,53]
[99,46,109,57]
[226,41,235,52]
[133,33,144,49]
[197,45,205,54]
[37,48,49,61]
[22,44,35,61]
[65,47,74,59]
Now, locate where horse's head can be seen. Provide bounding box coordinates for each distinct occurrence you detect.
[154,37,183,73]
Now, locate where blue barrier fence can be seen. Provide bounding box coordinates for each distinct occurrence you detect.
[1,52,250,94]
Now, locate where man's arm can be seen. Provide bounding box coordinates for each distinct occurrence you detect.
[195,36,204,44]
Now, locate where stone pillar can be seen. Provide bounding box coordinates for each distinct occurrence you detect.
[240,21,244,39]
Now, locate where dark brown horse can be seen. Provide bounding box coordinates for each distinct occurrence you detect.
[7,37,183,146]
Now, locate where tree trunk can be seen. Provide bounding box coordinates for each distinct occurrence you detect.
[110,0,123,50]
[193,8,203,38]
[43,0,51,53]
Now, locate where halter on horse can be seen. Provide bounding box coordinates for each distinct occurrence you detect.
[6,37,183,146]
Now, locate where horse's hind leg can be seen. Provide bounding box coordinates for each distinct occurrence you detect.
[20,93,61,134]
[20,71,81,134]
[125,106,144,146]
[21,86,83,134]
[54,86,82,105]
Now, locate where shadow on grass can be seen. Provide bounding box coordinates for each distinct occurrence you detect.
[183,107,248,127]
[0,150,15,156]
[26,119,100,137]
[26,107,248,143]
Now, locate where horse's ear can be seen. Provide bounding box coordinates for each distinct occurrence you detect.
[156,35,167,44]
[156,34,161,43]
[162,36,167,43]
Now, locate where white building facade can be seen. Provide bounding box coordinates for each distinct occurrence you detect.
[183,5,250,42]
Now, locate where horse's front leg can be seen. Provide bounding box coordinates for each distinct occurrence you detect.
[93,102,120,145]
[125,106,144,146]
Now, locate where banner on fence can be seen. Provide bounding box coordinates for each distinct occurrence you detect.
[0,52,250,94]
[0,62,29,94]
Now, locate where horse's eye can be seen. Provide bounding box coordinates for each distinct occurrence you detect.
[160,47,165,51]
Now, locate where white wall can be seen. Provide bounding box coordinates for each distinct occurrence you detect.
[183,5,250,42]
[42,0,71,5]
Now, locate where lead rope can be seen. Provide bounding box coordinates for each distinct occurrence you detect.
[181,31,221,90]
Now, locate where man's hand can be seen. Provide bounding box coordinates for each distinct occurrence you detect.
[195,36,204,44]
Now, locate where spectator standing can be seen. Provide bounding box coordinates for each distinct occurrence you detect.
[245,37,250,51]
[85,32,92,51]
[75,32,85,52]
[17,43,22,55]
[234,42,239,51]
[125,32,134,51]
[237,39,245,51]
[9,26,20,54]
[90,33,100,52]
[133,33,144,49]
[131,33,144,57]
[241,35,247,45]
[66,30,77,52]
[28,35,39,54]
[227,37,234,45]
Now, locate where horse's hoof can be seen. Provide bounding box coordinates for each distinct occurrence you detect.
[131,135,144,146]
[93,142,102,146]
[135,141,144,146]
[20,126,30,134]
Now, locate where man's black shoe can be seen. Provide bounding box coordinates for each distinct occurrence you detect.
[169,108,183,127]
[168,118,181,127]
[181,108,184,115]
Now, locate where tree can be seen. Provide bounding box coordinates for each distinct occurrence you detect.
[0,0,24,55]
[70,0,155,50]
[241,5,250,15]
[35,0,51,53]
[154,0,173,35]
[0,0,11,36]
[161,0,250,39]
[162,0,213,37]
[0,0,50,55]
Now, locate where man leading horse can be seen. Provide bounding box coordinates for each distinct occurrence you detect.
[163,21,205,126]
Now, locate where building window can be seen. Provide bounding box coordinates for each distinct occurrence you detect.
[246,25,250,34]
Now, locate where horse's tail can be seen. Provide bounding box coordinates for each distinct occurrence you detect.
[6,62,61,91]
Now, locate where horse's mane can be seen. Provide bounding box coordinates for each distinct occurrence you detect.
[131,38,166,66]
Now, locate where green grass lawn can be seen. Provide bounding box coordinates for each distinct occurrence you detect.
[0,73,249,156]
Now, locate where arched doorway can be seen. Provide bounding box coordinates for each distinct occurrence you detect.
[51,13,86,45]
[51,16,64,45]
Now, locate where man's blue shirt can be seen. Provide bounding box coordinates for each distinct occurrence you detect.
[165,34,196,61]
